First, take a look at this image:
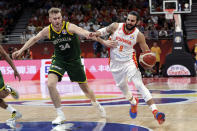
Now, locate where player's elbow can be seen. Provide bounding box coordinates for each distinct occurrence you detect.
[30,36,40,44]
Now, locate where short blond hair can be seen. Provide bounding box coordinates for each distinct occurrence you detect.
[48,7,61,15]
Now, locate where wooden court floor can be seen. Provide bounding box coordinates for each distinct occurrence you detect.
[0,77,197,131]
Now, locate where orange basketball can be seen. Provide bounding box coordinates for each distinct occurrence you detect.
[139,52,156,69]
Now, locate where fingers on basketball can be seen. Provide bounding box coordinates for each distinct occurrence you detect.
[139,52,156,69]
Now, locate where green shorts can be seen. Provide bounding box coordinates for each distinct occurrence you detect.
[0,71,5,91]
[48,58,87,83]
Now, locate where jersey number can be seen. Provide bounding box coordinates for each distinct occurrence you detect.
[59,43,70,50]
[119,45,123,52]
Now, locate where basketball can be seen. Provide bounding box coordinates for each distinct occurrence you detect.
[139,51,156,69]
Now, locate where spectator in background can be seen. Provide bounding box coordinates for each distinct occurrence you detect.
[79,20,85,28]
[41,47,51,58]
[84,22,90,31]
[26,30,36,41]
[158,27,168,38]
[149,26,158,39]
[195,44,197,61]
[27,22,36,34]
[23,49,32,60]
[93,21,100,31]
[20,31,27,44]
[151,42,161,76]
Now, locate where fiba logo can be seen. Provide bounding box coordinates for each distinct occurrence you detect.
[175,36,182,43]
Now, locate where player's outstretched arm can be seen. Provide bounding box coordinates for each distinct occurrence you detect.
[137,32,150,52]
[94,22,119,37]
[12,27,49,59]
[67,23,91,39]
[67,22,117,48]
[0,45,21,81]
[90,22,119,48]
[94,37,117,48]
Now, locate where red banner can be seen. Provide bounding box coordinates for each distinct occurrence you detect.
[0,60,41,82]
[84,58,113,79]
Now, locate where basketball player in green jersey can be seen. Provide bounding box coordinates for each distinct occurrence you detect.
[0,45,22,128]
[12,7,117,124]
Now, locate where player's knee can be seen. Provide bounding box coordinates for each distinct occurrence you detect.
[117,84,131,97]
[0,90,8,98]
[117,82,127,89]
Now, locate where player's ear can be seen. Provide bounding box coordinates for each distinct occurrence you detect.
[49,17,52,23]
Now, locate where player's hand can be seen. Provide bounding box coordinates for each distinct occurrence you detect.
[14,70,21,81]
[88,32,101,38]
[12,50,22,59]
[140,50,151,55]
[85,32,96,40]
[103,40,118,48]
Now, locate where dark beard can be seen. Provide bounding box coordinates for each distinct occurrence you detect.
[126,24,136,31]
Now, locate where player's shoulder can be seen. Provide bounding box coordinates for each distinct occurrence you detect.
[137,30,143,37]
[112,22,120,27]
[36,26,50,38]
[41,26,50,33]
[136,30,145,42]
[110,22,120,31]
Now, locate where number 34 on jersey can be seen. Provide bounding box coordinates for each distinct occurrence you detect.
[59,43,70,50]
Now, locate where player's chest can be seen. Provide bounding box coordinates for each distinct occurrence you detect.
[52,34,73,45]
[114,32,136,47]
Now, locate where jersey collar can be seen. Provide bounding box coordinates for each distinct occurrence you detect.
[122,23,136,35]
[51,21,65,34]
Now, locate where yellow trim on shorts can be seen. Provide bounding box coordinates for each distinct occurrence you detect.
[0,85,5,92]
[48,25,51,39]
[73,80,87,83]
[51,21,65,34]
[66,22,73,35]
[73,77,87,83]
[49,70,63,76]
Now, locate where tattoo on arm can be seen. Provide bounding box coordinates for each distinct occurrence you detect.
[106,23,116,34]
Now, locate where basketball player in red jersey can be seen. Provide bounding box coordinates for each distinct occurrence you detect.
[93,11,165,124]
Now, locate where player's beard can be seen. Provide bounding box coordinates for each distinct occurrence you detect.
[125,23,136,31]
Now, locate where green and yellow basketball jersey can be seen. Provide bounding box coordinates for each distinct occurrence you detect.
[49,21,81,60]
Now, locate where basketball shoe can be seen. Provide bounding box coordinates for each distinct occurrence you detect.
[92,101,106,118]
[6,111,22,128]
[153,110,165,124]
[5,85,19,99]
[52,116,66,125]
[129,97,139,119]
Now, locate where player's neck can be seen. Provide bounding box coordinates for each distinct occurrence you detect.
[52,23,63,32]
